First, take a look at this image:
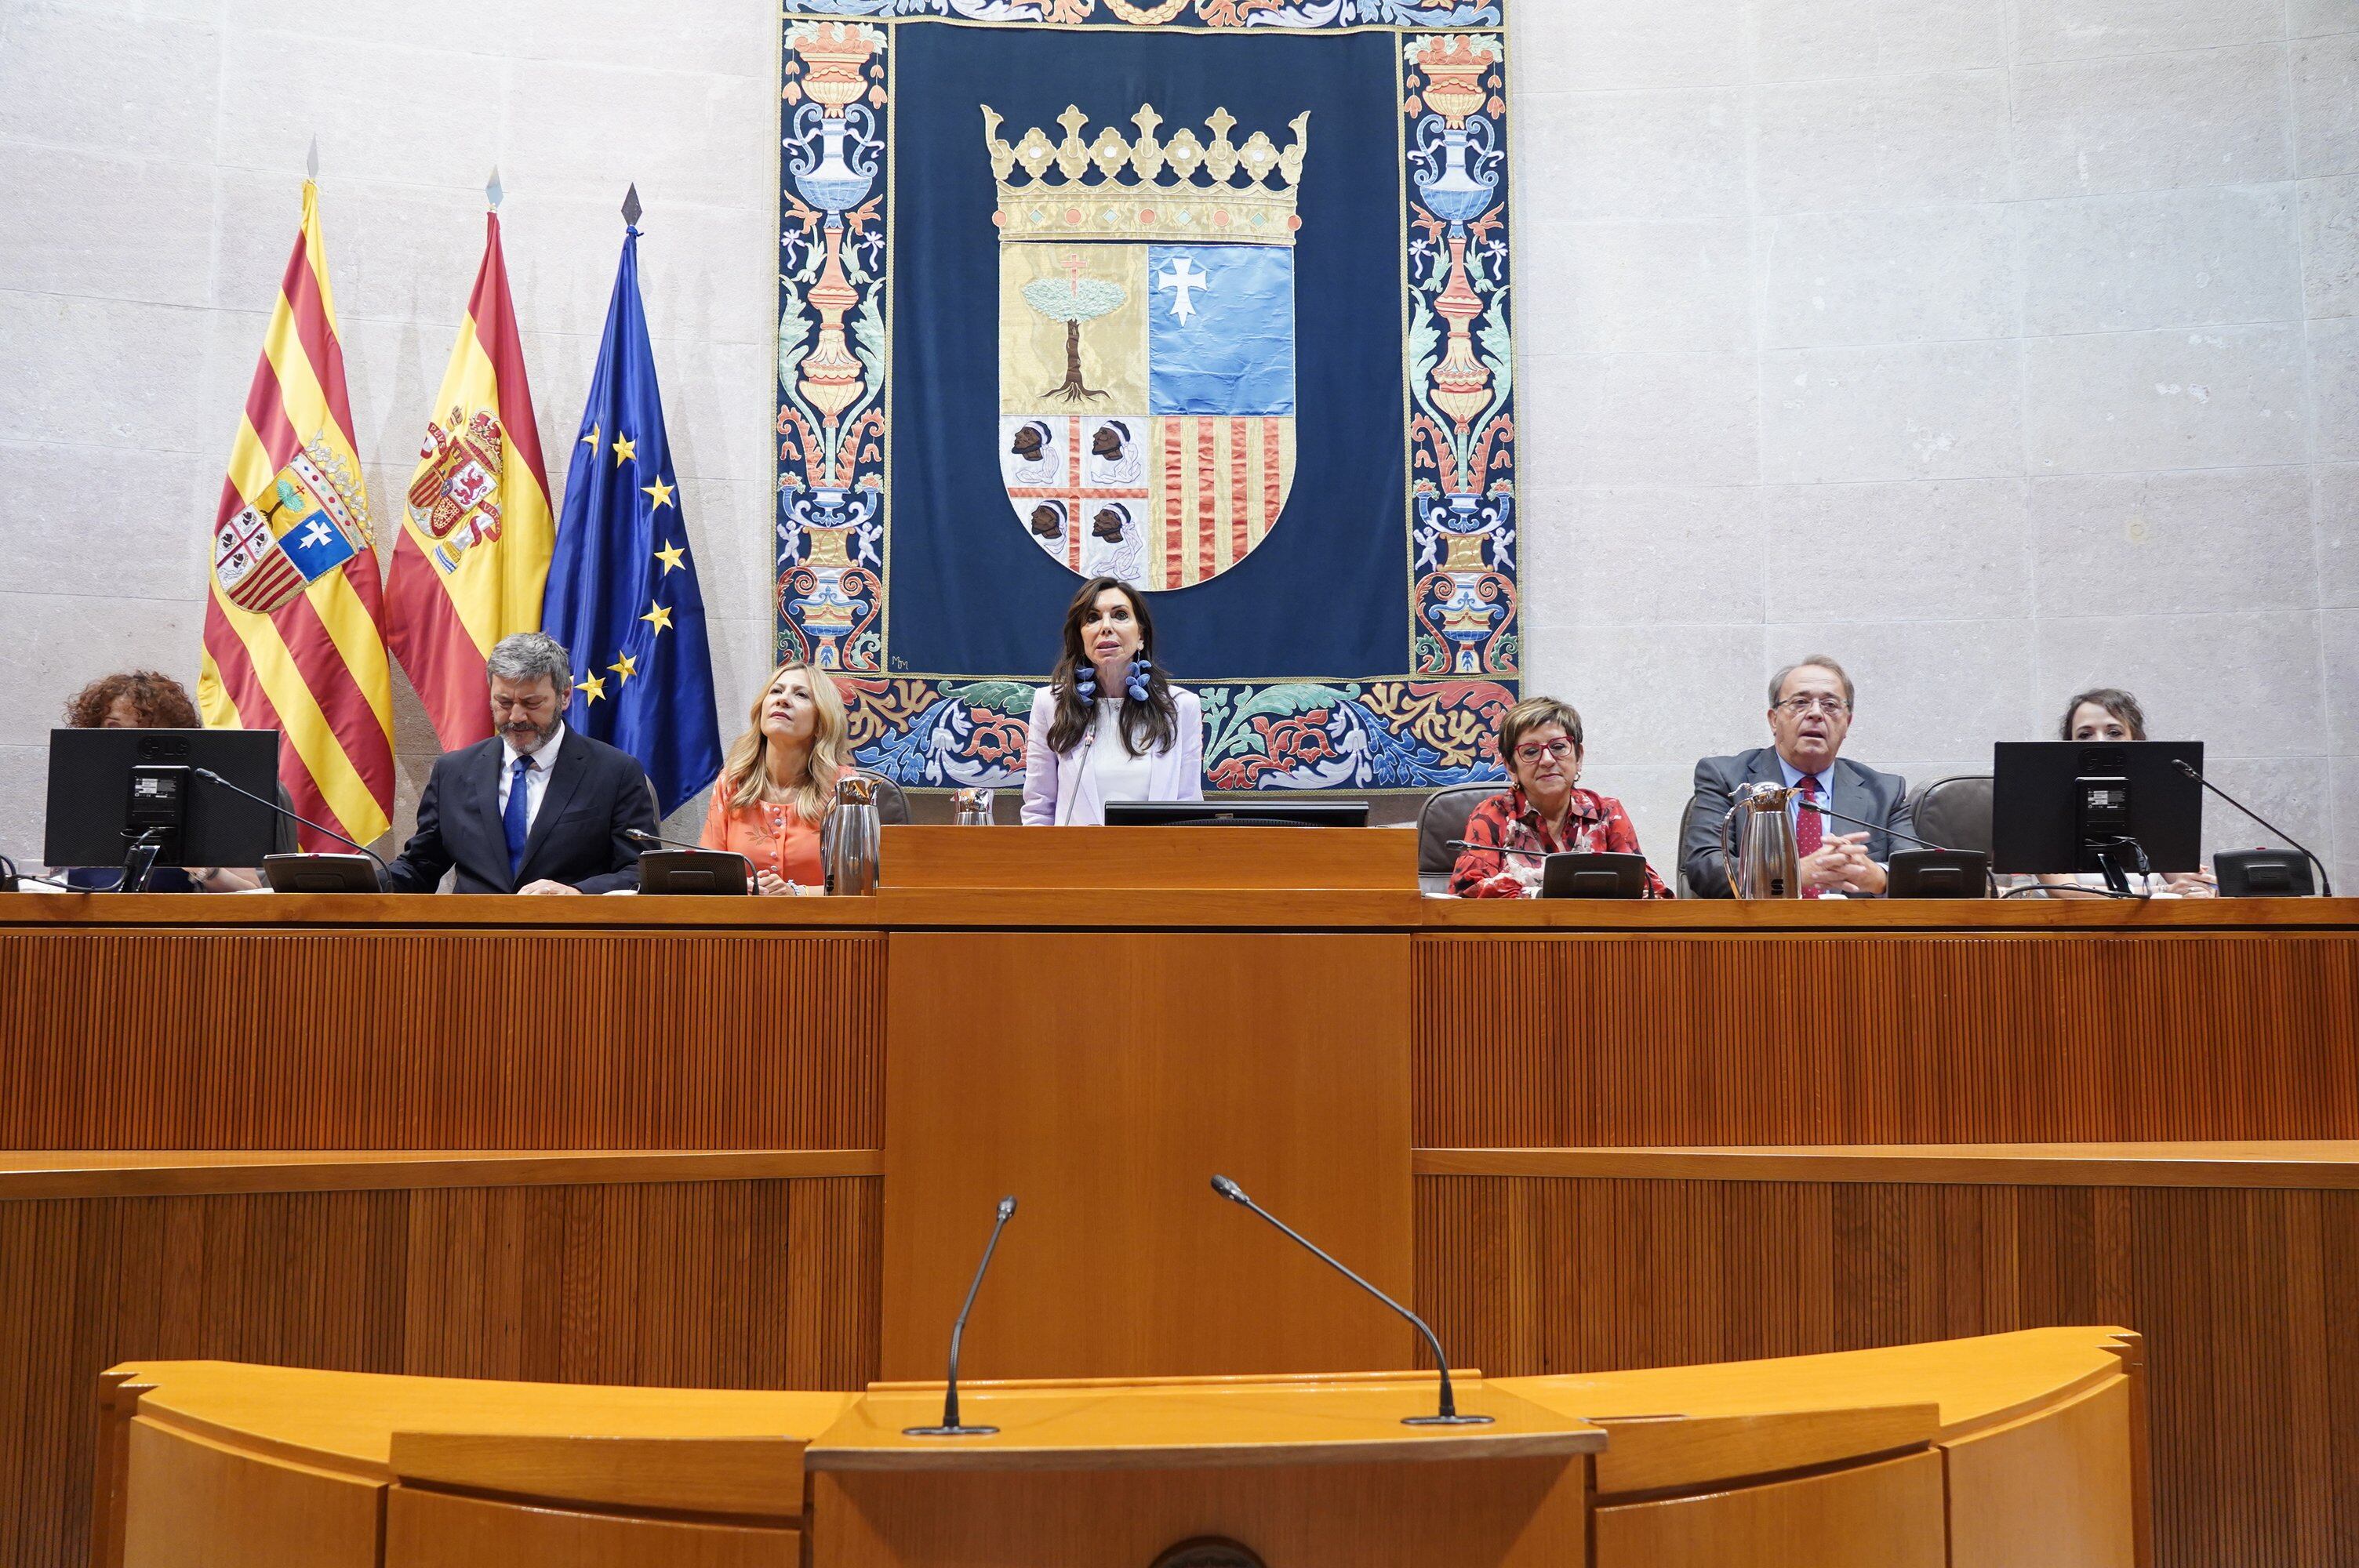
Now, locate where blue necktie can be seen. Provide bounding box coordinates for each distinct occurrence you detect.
[504,755,532,881]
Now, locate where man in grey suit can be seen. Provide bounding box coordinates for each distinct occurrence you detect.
[1681,655,1913,898]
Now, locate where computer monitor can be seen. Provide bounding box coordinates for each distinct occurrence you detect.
[1103,800,1371,828]
[44,728,281,870]
[1990,740,2204,878]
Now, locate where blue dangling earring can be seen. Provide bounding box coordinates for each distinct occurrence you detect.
[1125,650,1153,703]
[1074,664,1097,704]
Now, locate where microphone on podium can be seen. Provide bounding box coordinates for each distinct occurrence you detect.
[624,826,731,856]
[903,1195,1019,1438]
[1794,797,1958,855]
[2172,759,2332,897]
[1794,797,1999,896]
[1209,1174,1490,1426]
[1444,838,1545,858]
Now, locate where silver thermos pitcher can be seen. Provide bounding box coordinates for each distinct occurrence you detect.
[1719,782,1803,899]
[951,787,994,826]
[821,775,881,895]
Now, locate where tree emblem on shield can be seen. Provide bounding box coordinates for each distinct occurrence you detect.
[986,103,1309,593]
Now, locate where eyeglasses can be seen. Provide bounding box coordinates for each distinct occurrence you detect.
[1512,739,1579,763]
[1773,695,1850,717]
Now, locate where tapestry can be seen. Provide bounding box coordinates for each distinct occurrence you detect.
[775,1,1518,791]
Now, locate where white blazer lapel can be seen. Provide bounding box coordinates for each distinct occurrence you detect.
[1147,736,1187,800]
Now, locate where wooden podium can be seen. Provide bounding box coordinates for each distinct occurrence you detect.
[94,1328,2144,1568]
[806,1373,1598,1566]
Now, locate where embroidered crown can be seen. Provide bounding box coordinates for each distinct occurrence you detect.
[983,104,1310,248]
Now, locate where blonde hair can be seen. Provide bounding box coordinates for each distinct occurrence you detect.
[720,659,849,824]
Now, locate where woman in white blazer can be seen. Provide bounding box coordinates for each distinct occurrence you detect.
[1020,575,1205,826]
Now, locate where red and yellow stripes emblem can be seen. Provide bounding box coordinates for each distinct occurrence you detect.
[1152,415,1294,590]
[196,180,395,850]
[386,212,554,749]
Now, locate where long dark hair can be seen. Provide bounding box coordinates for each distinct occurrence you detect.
[1045,576,1176,757]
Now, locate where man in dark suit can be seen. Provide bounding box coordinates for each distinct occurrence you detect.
[383,632,656,895]
[1681,655,1913,898]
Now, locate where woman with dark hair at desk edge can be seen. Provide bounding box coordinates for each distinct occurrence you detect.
[2041,686,2215,897]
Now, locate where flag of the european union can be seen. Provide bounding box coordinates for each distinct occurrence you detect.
[543,217,722,818]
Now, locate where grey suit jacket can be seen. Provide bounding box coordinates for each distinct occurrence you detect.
[1680,747,1914,899]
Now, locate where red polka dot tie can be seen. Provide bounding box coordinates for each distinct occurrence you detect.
[1796,775,1823,898]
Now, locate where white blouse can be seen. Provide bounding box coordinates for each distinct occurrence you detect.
[1083,699,1155,808]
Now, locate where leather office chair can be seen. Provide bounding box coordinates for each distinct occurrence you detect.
[1908,774,1992,857]
[1675,790,1716,898]
[1416,783,1506,895]
[865,774,912,826]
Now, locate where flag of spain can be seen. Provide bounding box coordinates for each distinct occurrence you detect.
[197,180,396,851]
[387,209,554,749]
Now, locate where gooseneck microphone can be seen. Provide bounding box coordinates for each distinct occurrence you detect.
[904,1195,1019,1438]
[191,767,390,876]
[1444,838,1545,859]
[625,826,732,856]
[1794,797,2001,895]
[2173,758,2333,897]
[1209,1174,1490,1426]
[1794,797,1955,855]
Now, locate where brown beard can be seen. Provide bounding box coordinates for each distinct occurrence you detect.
[501,716,558,754]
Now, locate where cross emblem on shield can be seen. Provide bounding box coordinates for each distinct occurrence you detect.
[988,102,1308,593]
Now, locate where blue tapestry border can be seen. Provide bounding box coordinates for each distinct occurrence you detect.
[775,14,1519,790]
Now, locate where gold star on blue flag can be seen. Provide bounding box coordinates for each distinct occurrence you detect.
[542,200,721,816]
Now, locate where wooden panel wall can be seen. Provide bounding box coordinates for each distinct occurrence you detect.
[1414,935,2359,1146]
[0,1176,880,1568]
[0,934,883,1149]
[1416,1175,2359,1568]
[881,931,1415,1381]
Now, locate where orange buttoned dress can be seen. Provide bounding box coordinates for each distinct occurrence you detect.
[698,789,826,886]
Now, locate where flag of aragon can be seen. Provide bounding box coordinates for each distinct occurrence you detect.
[197,180,396,851]
[387,208,554,748]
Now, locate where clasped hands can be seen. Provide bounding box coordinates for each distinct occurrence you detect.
[1801,830,1885,896]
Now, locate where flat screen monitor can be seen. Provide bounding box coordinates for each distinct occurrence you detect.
[1103,800,1371,829]
[44,728,280,869]
[1990,740,2203,876]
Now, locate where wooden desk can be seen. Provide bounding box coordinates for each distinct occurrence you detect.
[2,867,2351,1568]
[91,1330,2138,1568]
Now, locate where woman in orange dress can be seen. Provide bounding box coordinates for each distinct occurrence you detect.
[699,658,847,895]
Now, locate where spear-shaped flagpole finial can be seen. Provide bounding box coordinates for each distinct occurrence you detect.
[486,165,503,210]
[306,136,319,181]
[621,183,642,228]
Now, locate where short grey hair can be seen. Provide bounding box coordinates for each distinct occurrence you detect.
[1768,655,1854,710]
[486,631,572,691]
